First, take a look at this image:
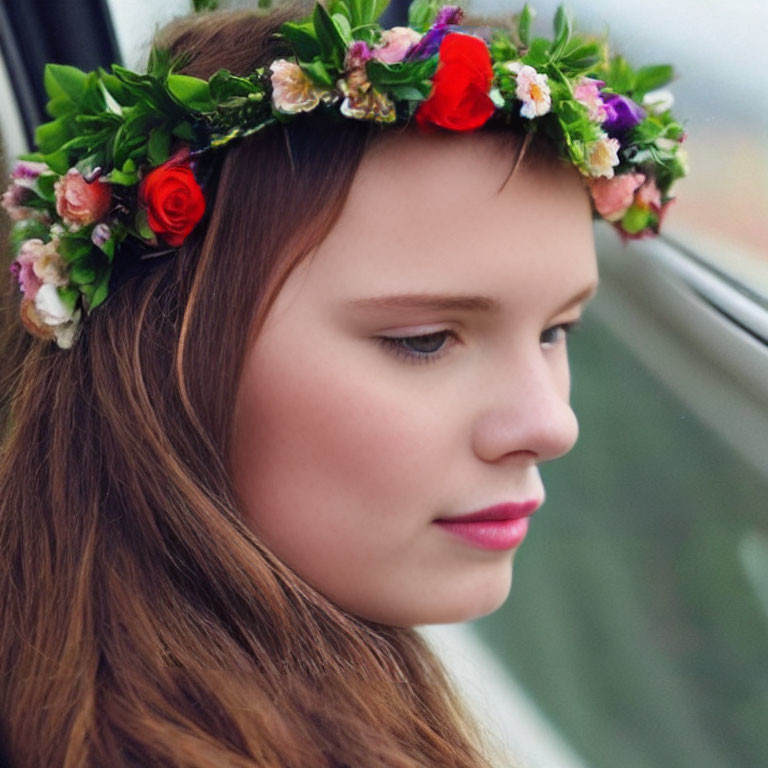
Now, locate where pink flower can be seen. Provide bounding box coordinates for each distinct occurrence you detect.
[635,178,662,209]
[2,160,50,222]
[588,172,646,221]
[346,40,373,70]
[373,27,422,64]
[12,237,67,301]
[574,77,607,123]
[54,168,112,231]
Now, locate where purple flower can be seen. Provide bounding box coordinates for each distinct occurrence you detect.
[346,40,373,69]
[601,93,645,134]
[91,222,112,247]
[11,160,47,182]
[406,5,464,61]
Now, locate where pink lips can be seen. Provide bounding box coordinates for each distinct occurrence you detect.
[433,500,541,550]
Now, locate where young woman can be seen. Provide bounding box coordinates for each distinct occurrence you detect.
[0,2,686,766]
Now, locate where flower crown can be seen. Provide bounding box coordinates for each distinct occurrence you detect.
[2,0,688,349]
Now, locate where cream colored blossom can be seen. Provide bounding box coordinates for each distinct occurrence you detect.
[269,59,331,114]
[513,64,551,119]
[587,135,621,178]
[31,240,68,287]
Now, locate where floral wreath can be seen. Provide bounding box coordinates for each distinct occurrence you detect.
[2,0,688,348]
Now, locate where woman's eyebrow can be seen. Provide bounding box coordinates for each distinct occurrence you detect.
[554,282,599,314]
[343,293,501,313]
[343,284,598,314]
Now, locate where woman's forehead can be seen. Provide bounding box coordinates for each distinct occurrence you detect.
[271,132,597,321]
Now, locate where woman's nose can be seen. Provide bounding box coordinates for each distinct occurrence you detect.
[471,355,579,464]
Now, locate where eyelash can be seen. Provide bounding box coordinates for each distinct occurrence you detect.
[377,321,582,365]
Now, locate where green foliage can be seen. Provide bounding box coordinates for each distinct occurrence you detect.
[595,55,675,100]
[7,0,689,343]
[518,4,534,47]
[367,57,438,101]
[408,0,441,32]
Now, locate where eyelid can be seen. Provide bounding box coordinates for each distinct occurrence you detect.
[540,319,582,348]
[376,328,458,365]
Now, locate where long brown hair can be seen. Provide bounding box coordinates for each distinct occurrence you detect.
[0,5,524,766]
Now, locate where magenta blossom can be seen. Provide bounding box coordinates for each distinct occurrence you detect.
[405,6,464,60]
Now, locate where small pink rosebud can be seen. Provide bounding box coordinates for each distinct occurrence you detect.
[635,178,662,210]
[373,27,423,64]
[54,168,112,231]
[588,172,646,221]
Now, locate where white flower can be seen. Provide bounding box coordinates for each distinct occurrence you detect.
[34,283,75,327]
[642,88,674,115]
[52,310,82,349]
[513,64,551,119]
[587,135,621,179]
[269,59,331,114]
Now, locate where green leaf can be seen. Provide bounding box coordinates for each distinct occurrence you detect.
[88,269,111,311]
[633,64,674,96]
[372,0,390,23]
[604,55,635,93]
[313,2,347,70]
[35,118,74,155]
[172,120,194,140]
[147,125,171,166]
[44,64,87,108]
[58,236,94,265]
[332,12,353,42]
[69,262,97,285]
[560,41,601,71]
[106,167,138,185]
[209,69,259,101]
[518,4,534,47]
[167,74,214,111]
[57,286,80,314]
[389,83,431,101]
[46,95,78,119]
[32,173,57,204]
[278,21,322,61]
[40,150,69,175]
[489,30,518,62]
[522,38,550,67]
[328,0,352,22]
[366,57,438,87]
[134,209,154,241]
[552,6,572,55]
[300,58,334,87]
[408,0,440,31]
[9,219,51,255]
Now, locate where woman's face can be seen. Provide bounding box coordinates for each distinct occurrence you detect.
[230,130,598,627]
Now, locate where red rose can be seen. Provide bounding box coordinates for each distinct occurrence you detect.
[139,156,205,248]
[415,33,495,132]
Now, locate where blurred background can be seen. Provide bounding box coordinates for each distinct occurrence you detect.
[1,2,766,767]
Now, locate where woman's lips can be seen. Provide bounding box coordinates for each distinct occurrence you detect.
[433,500,540,550]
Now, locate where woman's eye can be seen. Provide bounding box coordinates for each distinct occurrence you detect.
[376,330,457,365]
[540,321,581,348]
